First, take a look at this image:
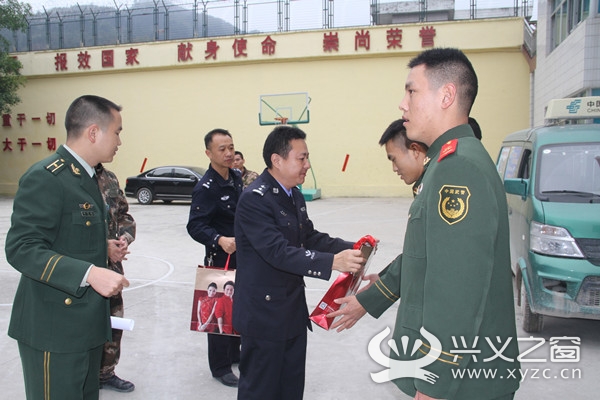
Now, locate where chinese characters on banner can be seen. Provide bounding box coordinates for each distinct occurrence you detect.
[2,112,57,153]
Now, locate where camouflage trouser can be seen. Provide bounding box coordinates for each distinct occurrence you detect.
[100,261,125,381]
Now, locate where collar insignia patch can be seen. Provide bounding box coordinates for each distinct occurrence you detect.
[70,163,81,175]
[415,183,424,196]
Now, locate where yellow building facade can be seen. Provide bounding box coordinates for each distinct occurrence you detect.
[1,17,530,197]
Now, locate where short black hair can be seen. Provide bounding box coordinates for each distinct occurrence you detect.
[65,95,121,139]
[204,128,232,149]
[207,282,217,290]
[379,119,428,152]
[408,48,478,115]
[468,117,482,140]
[224,280,235,289]
[235,151,244,159]
[262,125,307,169]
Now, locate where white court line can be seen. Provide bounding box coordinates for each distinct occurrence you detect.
[0,254,175,306]
[122,254,175,292]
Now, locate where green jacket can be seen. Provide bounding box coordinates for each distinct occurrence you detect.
[6,145,111,352]
[357,125,520,399]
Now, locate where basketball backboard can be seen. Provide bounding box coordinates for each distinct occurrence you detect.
[259,92,310,125]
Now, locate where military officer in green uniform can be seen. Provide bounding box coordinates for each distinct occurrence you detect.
[5,95,130,400]
[330,49,520,400]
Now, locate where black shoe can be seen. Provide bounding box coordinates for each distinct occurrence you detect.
[215,372,239,387]
[100,375,135,392]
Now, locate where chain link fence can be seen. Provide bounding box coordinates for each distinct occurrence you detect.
[4,0,532,52]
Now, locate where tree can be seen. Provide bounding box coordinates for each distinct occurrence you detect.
[0,0,31,114]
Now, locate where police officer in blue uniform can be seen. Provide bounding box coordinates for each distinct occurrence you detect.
[233,125,365,400]
[187,128,243,387]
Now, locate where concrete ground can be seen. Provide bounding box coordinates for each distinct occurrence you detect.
[1,196,599,399]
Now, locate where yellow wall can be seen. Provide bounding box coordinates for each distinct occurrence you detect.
[0,17,531,197]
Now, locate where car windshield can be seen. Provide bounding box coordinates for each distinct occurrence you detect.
[537,142,600,203]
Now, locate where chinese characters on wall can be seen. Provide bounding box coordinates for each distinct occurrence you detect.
[48,25,437,70]
[4,25,437,155]
[2,112,57,153]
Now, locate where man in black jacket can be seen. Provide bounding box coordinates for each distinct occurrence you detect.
[233,125,365,400]
[187,128,243,387]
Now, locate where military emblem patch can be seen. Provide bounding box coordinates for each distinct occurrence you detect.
[70,163,81,175]
[438,185,470,225]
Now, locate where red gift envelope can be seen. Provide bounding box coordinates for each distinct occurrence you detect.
[310,235,378,330]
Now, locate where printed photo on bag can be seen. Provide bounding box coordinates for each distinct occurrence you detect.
[190,266,239,337]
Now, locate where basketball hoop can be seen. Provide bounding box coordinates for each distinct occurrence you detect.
[258,92,310,126]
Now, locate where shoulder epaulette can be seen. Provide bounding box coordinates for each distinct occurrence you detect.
[438,139,458,162]
[202,178,213,189]
[45,158,66,175]
[252,184,270,196]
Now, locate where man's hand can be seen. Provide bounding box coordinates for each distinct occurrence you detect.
[87,266,130,297]
[218,236,236,254]
[107,235,130,263]
[357,273,379,294]
[327,295,367,332]
[332,249,365,274]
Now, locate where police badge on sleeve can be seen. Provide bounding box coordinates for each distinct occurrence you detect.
[438,185,470,225]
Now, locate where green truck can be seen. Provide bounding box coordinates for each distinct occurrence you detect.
[496,97,600,332]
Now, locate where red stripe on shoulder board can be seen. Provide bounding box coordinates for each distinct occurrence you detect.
[438,139,458,162]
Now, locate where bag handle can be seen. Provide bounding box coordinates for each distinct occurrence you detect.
[224,254,231,271]
[353,234,377,250]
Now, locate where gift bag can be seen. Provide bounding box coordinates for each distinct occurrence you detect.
[190,256,240,336]
[310,235,378,330]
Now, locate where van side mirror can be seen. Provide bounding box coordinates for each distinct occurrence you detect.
[504,178,528,199]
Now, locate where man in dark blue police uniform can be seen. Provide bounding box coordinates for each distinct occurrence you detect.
[233,125,366,400]
[187,128,243,387]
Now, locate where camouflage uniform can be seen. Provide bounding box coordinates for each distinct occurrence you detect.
[240,167,259,189]
[95,164,136,381]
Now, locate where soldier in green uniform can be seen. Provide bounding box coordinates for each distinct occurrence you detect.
[379,118,429,197]
[5,95,129,400]
[330,48,520,400]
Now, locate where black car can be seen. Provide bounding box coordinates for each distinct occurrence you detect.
[124,166,207,204]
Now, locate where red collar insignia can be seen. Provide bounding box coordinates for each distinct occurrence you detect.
[438,139,458,162]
